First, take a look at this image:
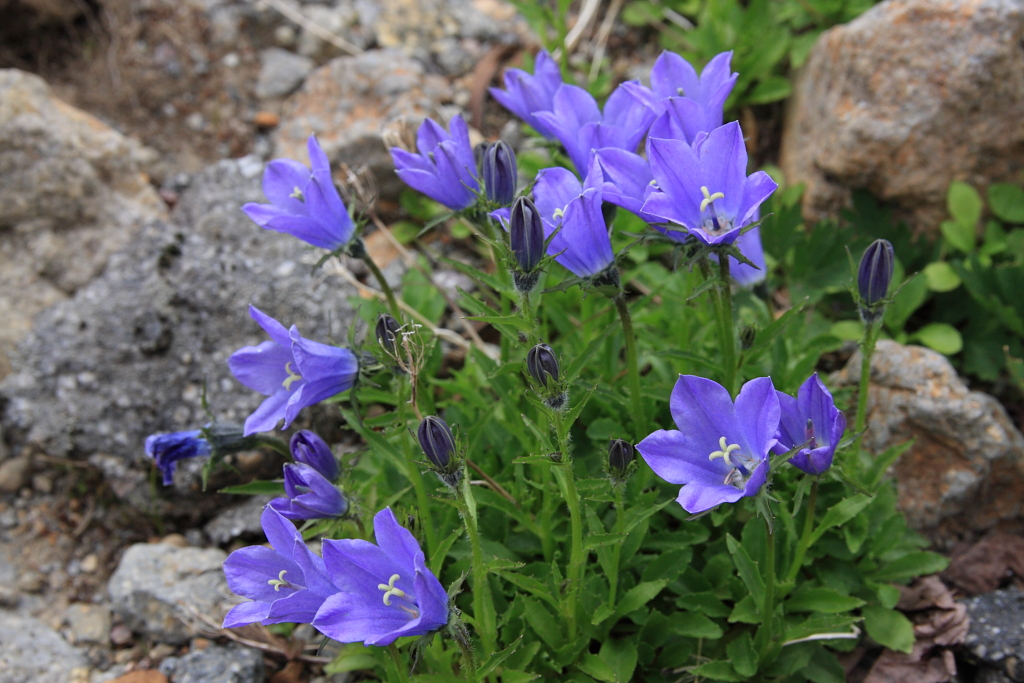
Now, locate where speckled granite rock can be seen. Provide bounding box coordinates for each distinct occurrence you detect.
[963,587,1024,681]
[780,0,1024,232]
[159,643,264,683]
[833,340,1024,545]
[0,612,88,683]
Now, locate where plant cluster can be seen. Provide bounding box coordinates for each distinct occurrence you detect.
[144,48,949,682]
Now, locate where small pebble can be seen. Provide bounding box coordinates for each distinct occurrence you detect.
[16,569,45,593]
[81,554,100,573]
[32,474,53,494]
[110,623,134,647]
[159,533,188,548]
[0,585,20,608]
[254,111,280,128]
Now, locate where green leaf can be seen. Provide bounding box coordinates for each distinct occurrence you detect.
[613,580,669,619]
[429,529,462,576]
[862,606,915,653]
[988,183,1024,223]
[598,638,638,683]
[325,643,380,673]
[912,322,963,355]
[584,534,627,550]
[494,570,560,611]
[746,75,793,104]
[884,274,929,333]
[871,551,949,582]
[692,660,746,682]
[669,611,724,639]
[923,261,962,292]
[805,646,846,683]
[576,654,616,683]
[948,180,982,228]
[476,636,523,679]
[785,587,866,614]
[940,219,976,254]
[784,613,859,643]
[726,534,765,607]
[590,603,616,626]
[218,479,285,496]
[520,597,564,650]
[585,418,627,442]
[810,494,873,544]
[830,320,865,342]
[726,632,757,677]
[729,595,760,624]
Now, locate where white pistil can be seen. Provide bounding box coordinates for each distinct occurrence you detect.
[700,186,725,212]
[268,569,290,592]
[282,362,302,390]
[708,436,742,468]
[552,207,565,220]
[290,186,304,201]
[378,574,408,606]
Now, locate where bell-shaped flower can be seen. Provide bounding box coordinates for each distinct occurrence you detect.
[312,507,449,646]
[290,430,339,481]
[533,83,654,175]
[241,135,356,251]
[144,430,212,486]
[269,463,349,521]
[228,305,359,435]
[222,506,337,628]
[488,50,563,139]
[637,375,780,514]
[390,115,480,211]
[641,122,777,247]
[773,374,846,475]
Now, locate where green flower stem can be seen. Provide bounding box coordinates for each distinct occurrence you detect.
[386,643,411,683]
[608,486,626,607]
[758,517,777,661]
[855,320,882,436]
[784,477,818,584]
[459,468,497,659]
[362,252,402,321]
[518,288,539,347]
[251,435,291,458]
[714,252,738,397]
[397,380,437,556]
[614,295,645,442]
[552,414,584,641]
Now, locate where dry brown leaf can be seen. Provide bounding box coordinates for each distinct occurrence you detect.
[943,533,1024,596]
[107,671,169,683]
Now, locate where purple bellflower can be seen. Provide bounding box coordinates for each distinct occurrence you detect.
[313,507,449,646]
[489,50,563,139]
[144,430,212,486]
[773,374,846,475]
[229,305,359,435]
[242,135,356,251]
[390,115,480,211]
[533,84,655,175]
[290,430,339,481]
[223,506,337,629]
[637,375,781,514]
[269,463,349,521]
[642,122,777,247]
[625,51,737,144]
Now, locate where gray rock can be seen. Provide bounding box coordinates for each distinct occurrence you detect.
[0,155,358,511]
[780,0,1024,233]
[371,0,518,52]
[66,603,112,645]
[963,587,1024,681]
[833,341,1024,545]
[0,454,30,492]
[295,2,373,58]
[0,69,166,381]
[0,612,88,683]
[108,541,232,644]
[274,49,453,199]
[204,495,274,545]
[978,668,1017,683]
[255,48,314,99]
[159,643,265,683]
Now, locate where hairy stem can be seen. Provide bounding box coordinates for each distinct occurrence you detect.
[855,321,881,436]
[362,253,402,320]
[715,253,738,397]
[386,643,410,683]
[614,295,645,442]
[460,470,497,659]
[399,380,437,556]
[608,485,626,606]
[552,414,584,641]
[785,477,818,584]
[758,518,777,662]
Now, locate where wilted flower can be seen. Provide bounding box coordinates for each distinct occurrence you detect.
[241,135,356,251]
[228,306,359,435]
[488,50,563,139]
[144,430,212,486]
[641,122,777,247]
[375,314,402,355]
[637,375,781,514]
[269,463,349,521]
[222,506,337,628]
[533,83,654,174]
[608,439,634,483]
[312,507,449,646]
[290,430,339,481]
[774,374,846,475]
[858,238,895,321]
[390,115,480,211]
[482,141,518,206]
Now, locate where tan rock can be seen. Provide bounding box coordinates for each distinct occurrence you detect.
[833,340,1024,546]
[0,70,167,380]
[780,0,1024,233]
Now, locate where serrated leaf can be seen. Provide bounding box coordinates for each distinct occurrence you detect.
[809,494,873,544]
[521,597,564,650]
[785,587,866,614]
[726,534,765,607]
[590,603,616,626]
[669,611,724,639]
[613,580,668,619]
[871,551,949,582]
[476,636,523,679]
[729,595,760,624]
[576,654,616,683]
[862,606,914,653]
[692,660,745,682]
[726,632,757,677]
[598,638,637,683]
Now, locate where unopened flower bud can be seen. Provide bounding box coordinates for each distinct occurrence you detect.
[510,196,544,274]
[418,416,456,471]
[483,141,517,206]
[858,239,894,313]
[375,314,401,354]
[608,439,634,482]
[290,430,339,481]
[527,343,559,387]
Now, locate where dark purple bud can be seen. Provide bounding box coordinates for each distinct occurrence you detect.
[375,314,401,354]
[510,196,544,274]
[290,430,339,481]
[527,343,559,387]
[145,430,212,486]
[608,439,634,481]
[857,239,894,307]
[483,141,517,206]
[418,416,457,471]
